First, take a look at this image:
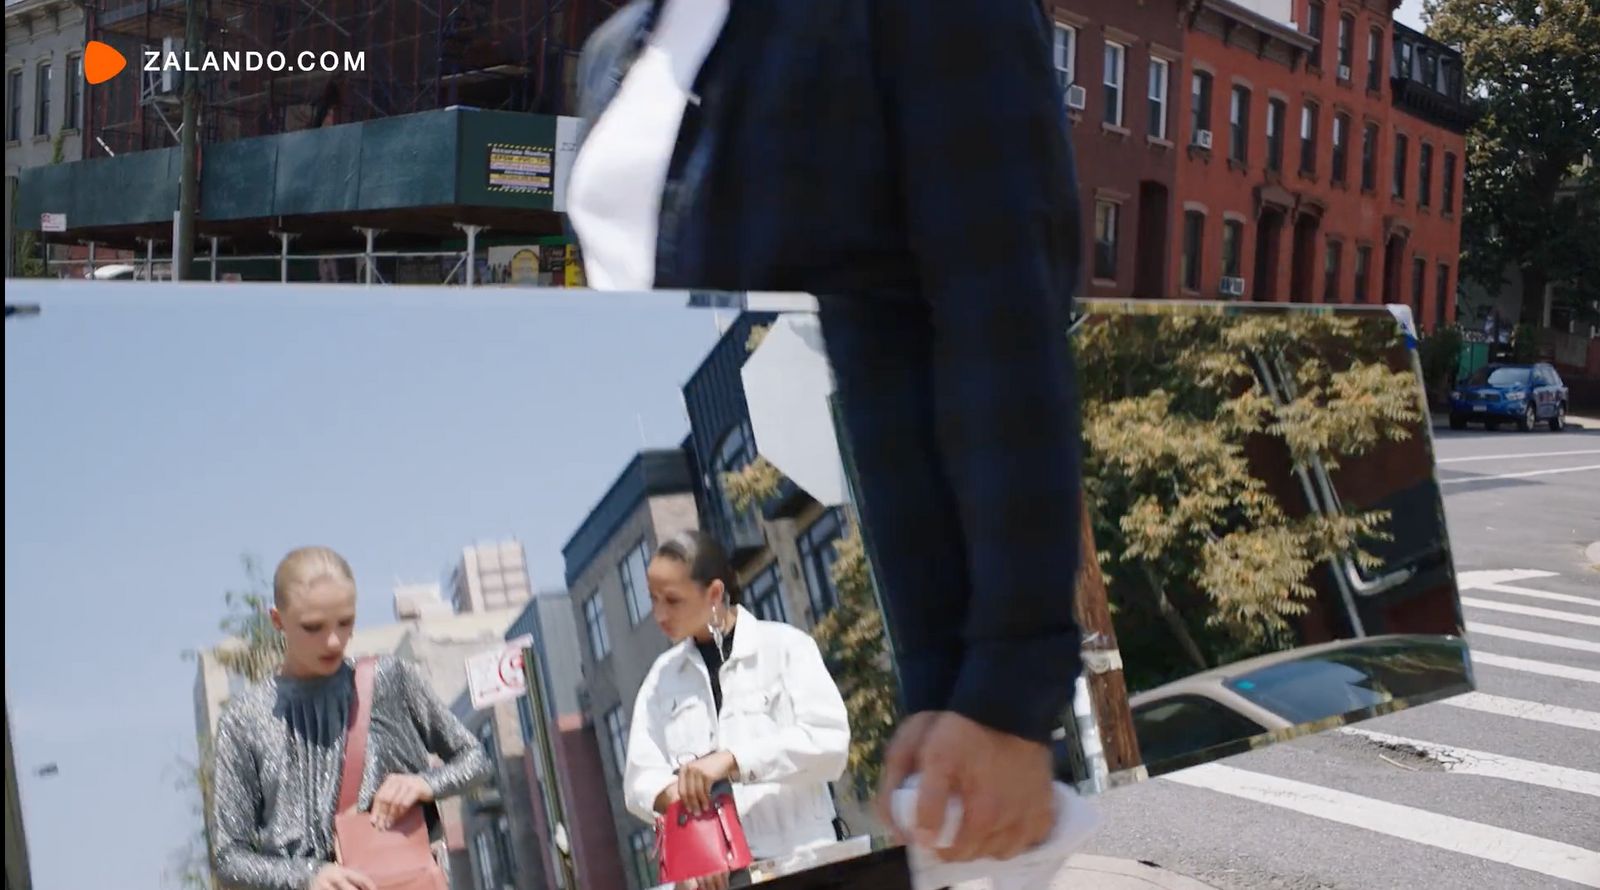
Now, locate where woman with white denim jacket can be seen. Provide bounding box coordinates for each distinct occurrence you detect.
[624,530,852,884]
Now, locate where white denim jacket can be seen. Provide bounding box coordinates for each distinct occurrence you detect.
[624,606,851,862]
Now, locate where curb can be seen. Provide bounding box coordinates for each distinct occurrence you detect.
[1430,412,1600,430]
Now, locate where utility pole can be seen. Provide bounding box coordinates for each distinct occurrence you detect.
[1073,494,1142,774]
[175,0,203,281]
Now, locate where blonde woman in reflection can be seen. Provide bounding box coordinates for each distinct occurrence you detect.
[625,531,852,888]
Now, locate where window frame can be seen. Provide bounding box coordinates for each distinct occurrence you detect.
[1148,56,1171,140]
[1181,210,1206,292]
[1354,245,1372,303]
[1053,23,1078,88]
[1266,98,1286,172]
[618,537,652,627]
[66,53,82,131]
[33,60,51,137]
[1393,132,1409,199]
[1442,151,1457,213]
[1361,122,1379,192]
[1299,102,1319,175]
[1229,84,1251,164]
[1324,239,1343,302]
[1093,198,1120,282]
[1191,70,1214,144]
[1419,142,1434,208]
[797,507,848,618]
[5,69,21,142]
[604,706,628,777]
[1331,112,1350,184]
[1337,14,1354,77]
[1222,219,1245,280]
[1366,28,1383,91]
[1103,40,1127,127]
[583,590,611,661]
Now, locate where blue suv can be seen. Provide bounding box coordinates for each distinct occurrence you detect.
[1449,363,1569,432]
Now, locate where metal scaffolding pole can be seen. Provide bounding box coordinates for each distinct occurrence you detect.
[357,227,384,285]
[455,222,486,287]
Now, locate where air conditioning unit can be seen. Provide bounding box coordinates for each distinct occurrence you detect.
[1193,129,1214,150]
[160,36,184,94]
[1065,84,1088,111]
[1220,276,1247,297]
[1338,64,1352,81]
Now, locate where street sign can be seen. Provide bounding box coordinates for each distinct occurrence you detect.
[466,634,534,710]
[40,213,66,232]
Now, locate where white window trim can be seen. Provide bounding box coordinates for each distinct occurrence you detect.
[1053,24,1077,86]
[1148,57,1170,140]
[1103,41,1127,126]
[1094,199,1120,282]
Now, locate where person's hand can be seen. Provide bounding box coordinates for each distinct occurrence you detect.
[676,751,738,816]
[310,864,376,890]
[875,711,1055,863]
[370,773,434,831]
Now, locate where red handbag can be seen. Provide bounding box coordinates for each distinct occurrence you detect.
[332,657,450,890]
[655,779,753,883]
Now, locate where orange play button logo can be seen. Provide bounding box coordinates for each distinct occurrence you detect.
[84,41,127,85]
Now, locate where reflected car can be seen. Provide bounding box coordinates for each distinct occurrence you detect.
[1449,363,1569,432]
[1126,634,1471,772]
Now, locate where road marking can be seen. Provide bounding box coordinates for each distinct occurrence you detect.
[1459,569,1560,587]
[1462,597,1600,627]
[1163,763,1600,887]
[1438,449,1600,463]
[1469,582,1600,608]
[1472,651,1600,684]
[1438,692,1600,733]
[1339,727,1600,798]
[1440,464,1600,484]
[1469,622,1600,654]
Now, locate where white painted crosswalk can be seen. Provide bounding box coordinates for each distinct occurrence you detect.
[1159,568,1600,888]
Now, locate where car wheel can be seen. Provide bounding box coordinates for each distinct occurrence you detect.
[1518,403,1536,432]
[1450,415,1467,431]
[1549,402,1567,432]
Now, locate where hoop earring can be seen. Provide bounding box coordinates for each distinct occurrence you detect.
[708,602,725,653]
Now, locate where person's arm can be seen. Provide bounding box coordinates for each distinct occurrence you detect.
[391,658,493,799]
[622,672,680,823]
[870,0,1086,745]
[722,630,850,787]
[210,707,323,890]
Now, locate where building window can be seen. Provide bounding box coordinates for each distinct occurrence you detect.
[1354,245,1372,303]
[1191,71,1213,145]
[1419,143,1434,208]
[746,562,789,623]
[66,54,82,130]
[1182,210,1206,292]
[1361,123,1379,191]
[1393,132,1409,198]
[6,70,20,142]
[1436,264,1451,329]
[618,538,652,626]
[713,420,761,544]
[1308,3,1326,68]
[1266,99,1286,172]
[1229,85,1251,164]
[1443,152,1457,213]
[1412,257,1427,311]
[628,831,659,888]
[797,508,847,618]
[1337,15,1354,79]
[1323,241,1343,302]
[1222,219,1244,283]
[1367,28,1383,90]
[1332,113,1350,184]
[34,61,51,137]
[583,592,611,661]
[1148,57,1170,140]
[1103,41,1126,126]
[1093,199,1119,281]
[1053,24,1077,87]
[517,695,536,744]
[604,706,628,776]
[1300,102,1319,175]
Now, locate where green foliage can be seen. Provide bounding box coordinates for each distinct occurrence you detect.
[12,130,68,278]
[720,457,784,515]
[810,523,898,798]
[1418,325,1466,405]
[1077,313,1422,690]
[1424,0,1600,321]
[1510,323,1544,364]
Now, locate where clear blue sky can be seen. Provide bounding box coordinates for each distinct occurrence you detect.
[4,283,728,890]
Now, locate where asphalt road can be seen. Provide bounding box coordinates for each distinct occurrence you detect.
[1083,416,1600,889]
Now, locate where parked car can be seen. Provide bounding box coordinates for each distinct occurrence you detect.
[1449,362,1569,432]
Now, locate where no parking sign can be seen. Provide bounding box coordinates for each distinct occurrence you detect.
[466,634,534,710]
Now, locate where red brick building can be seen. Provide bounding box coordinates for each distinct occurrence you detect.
[1163,0,1473,327]
[1045,0,1186,299]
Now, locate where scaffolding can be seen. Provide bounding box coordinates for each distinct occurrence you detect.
[84,0,622,159]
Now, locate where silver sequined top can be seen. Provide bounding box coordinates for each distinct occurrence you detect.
[209,655,492,890]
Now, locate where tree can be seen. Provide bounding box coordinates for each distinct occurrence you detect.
[1076,313,1424,691]
[13,130,68,278]
[1424,0,1600,324]
[168,556,286,890]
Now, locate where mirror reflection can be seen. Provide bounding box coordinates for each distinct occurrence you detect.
[4,285,1472,890]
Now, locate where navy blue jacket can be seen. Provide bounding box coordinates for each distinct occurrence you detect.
[576,0,1086,745]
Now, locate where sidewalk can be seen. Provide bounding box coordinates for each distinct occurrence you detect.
[951,855,1221,890]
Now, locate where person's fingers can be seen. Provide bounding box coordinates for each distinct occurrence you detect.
[349,868,378,890]
[910,750,956,851]
[874,724,922,843]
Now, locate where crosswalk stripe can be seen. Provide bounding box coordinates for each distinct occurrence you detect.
[1468,622,1600,654]
[1461,597,1600,627]
[1338,727,1600,797]
[1438,449,1600,463]
[1440,464,1600,484]
[1472,651,1600,684]
[1469,582,1600,608]
[1438,692,1600,733]
[1163,763,1600,887]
